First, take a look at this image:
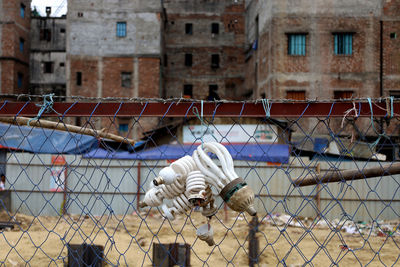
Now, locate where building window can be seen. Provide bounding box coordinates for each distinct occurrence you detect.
[116,22,127,37]
[390,91,400,98]
[59,62,65,67]
[390,32,397,39]
[286,90,306,100]
[334,90,353,99]
[17,73,23,88]
[121,72,132,88]
[211,23,219,34]
[185,53,192,67]
[19,38,24,52]
[40,29,52,42]
[43,62,54,73]
[77,12,83,17]
[183,84,193,98]
[119,124,129,133]
[287,34,306,56]
[185,23,193,35]
[60,28,66,33]
[76,72,82,86]
[207,85,220,100]
[334,33,353,55]
[20,3,25,18]
[211,54,220,69]
[164,54,168,67]
[255,15,259,41]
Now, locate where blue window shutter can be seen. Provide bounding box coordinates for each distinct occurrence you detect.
[348,34,353,54]
[288,34,306,55]
[20,5,25,18]
[119,124,129,132]
[334,35,338,54]
[117,22,127,37]
[17,73,23,88]
[334,33,353,55]
[19,39,24,52]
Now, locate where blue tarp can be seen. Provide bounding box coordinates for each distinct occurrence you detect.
[84,144,290,163]
[0,123,98,154]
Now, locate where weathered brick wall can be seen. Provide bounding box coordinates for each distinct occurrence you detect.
[163,0,245,100]
[0,0,31,94]
[253,16,380,100]
[382,0,400,96]
[69,57,99,97]
[139,57,160,98]
[102,57,134,98]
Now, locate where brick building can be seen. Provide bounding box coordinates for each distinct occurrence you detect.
[0,0,31,95]
[163,0,246,100]
[66,0,163,137]
[30,8,66,96]
[66,0,162,99]
[383,0,400,98]
[244,0,400,102]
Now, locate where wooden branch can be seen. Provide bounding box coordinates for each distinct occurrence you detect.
[0,117,136,146]
[294,162,400,187]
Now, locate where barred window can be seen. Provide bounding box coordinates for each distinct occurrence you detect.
[334,33,353,55]
[185,54,192,67]
[116,22,127,37]
[183,84,193,98]
[121,72,132,88]
[288,34,306,56]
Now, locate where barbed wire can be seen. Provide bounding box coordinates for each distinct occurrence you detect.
[2,93,400,104]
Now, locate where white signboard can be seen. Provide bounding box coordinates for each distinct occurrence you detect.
[183,124,278,144]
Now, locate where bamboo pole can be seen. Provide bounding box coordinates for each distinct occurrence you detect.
[0,116,136,146]
[294,162,400,187]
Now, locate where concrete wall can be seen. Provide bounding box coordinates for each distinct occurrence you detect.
[163,0,246,99]
[30,51,66,95]
[31,17,66,51]
[66,0,163,138]
[30,17,66,96]
[67,0,162,57]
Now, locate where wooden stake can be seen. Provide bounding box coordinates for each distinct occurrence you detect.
[0,117,136,146]
[294,162,400,187]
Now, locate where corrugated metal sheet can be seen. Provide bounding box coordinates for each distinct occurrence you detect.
[5,153,400,222]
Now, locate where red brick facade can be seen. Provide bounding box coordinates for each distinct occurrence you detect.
[246,16,382,100]
[163,1,245,100]
[0,0,31,94]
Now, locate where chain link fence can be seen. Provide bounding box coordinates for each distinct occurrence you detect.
[0,98,399,266]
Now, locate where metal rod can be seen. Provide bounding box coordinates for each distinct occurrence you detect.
[294,162,400,187]
[137,162,141,212]
[315,163,321,218]
[0,116,136,146]
[0,101,396,118]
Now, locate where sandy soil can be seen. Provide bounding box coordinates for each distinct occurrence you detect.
[0,210,399,266]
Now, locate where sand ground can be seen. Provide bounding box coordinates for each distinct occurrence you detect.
[0,210,399,266]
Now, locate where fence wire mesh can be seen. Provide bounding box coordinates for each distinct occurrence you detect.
[0,98,399,266]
